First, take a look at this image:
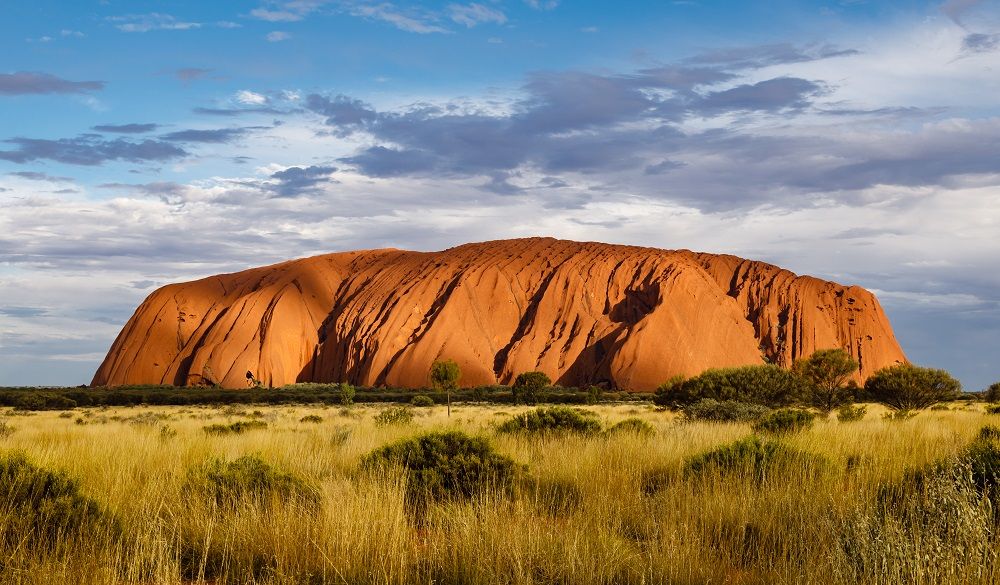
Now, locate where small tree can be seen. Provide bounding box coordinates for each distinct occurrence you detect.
[430,359,461,416]
[337,382,356,406]
[512,371,551,404]
[864,364,961,412]
[984,382,1000,404]
[792,348,859,413]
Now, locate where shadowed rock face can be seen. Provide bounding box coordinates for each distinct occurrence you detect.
[92,238,907,390]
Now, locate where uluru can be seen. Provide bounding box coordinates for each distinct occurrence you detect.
[92,238,906,390]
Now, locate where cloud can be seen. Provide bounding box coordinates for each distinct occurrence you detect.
[524,0,559,9]
[697,77,824,113]
[448,3,506,27]
[0,136,187,165]
[0,72,104,95]
[249,1,329,22]
[305,94,377,134]
[160,127,258,144]
[941,0,985,27]
[268,165,338,197]
[266,31,292,41]
[7,171,74,183]
[236,90,269,105]
[962,32,1000,52]
[91,123,159,134]
[348,3,449,34]
[175,67,213,81]
[107,13,202,32]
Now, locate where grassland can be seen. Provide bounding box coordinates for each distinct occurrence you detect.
[1,401,998,584]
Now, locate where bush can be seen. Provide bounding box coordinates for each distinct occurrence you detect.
[0,452,111,545]
[410,395,435,407]
[682,399,771,423]
[752,409,816,434]
[977,425,1000,441]
[986,404,1000,415]
[864,364,961,412]
[0,420,13,438]
[336,382,356,406]
[605,418,655,437]
[360,431,517,509]
[374,406,415,427]
[202,420,268,435]
[430,360,461,391]
[684,436,827,481]
[792,349,859,412]
[984,382,1000,403]
[496,406,601,435]
[655,365,806,408]
[836,404,867,422]
[185,455,318,507]
[513,371,551,405]
[300,414,324,423]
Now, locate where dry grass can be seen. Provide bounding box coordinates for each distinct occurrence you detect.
[0,401,997,584]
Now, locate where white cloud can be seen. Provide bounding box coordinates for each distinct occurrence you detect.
[448,3,506,28]
[235,90,269,105]
[266,31,292,41]
[108,13,202,33]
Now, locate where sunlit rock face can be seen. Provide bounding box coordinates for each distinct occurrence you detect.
[93,238,906,390]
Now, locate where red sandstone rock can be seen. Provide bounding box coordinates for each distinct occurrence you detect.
[92,238,907,390]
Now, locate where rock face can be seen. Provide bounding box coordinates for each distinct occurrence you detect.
[92,238,907,390]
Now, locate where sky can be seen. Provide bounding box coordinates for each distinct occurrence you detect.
[0,0,998,390]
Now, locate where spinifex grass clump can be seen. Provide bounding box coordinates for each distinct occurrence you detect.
[496,406,601,435]
[0,420,13,438]
[684,436,827,481]
[0,452,113,547]
[836,404,867,422]
[360,430,518,511]
[202,420,267,435]
[185,455,319,508]
[681,398,771,422]
[752,408,816,434]
[373,406,415,426]
[605,417,655,436]
[299,414,323,423]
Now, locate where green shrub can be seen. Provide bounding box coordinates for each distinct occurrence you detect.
[300,414,324,423]
[752,409,816,435]
[202,420,267,435]
[654,365,806,408]
[681,399,771,423]
[360,431,517,509]
[374,406,415,426]
[964,436,1000,496]
[496,406,601,435]
[185,455,319,507]
[986,404,1000,415]
[605,418,655,437]
[864,364,961,411]
[430,360,461,390]
[836,404,867,422]
[410,395,435,407]
[979,425,1000,441]
[882,410,917,422]
[684,436,827,481]
[0,452,112,545]
[792,348,859,412]
[984,382,1000,403]
[337,383,356,406]
[512,371,551,404]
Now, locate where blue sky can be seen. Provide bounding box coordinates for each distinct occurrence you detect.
[1,0,999,389]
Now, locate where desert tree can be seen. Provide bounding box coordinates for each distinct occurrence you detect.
[864,363,961,413]
[512,371,551,404]
[430,359,461,416]
[792,348,859,413]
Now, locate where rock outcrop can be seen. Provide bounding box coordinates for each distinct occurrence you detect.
[92,238,907,390]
